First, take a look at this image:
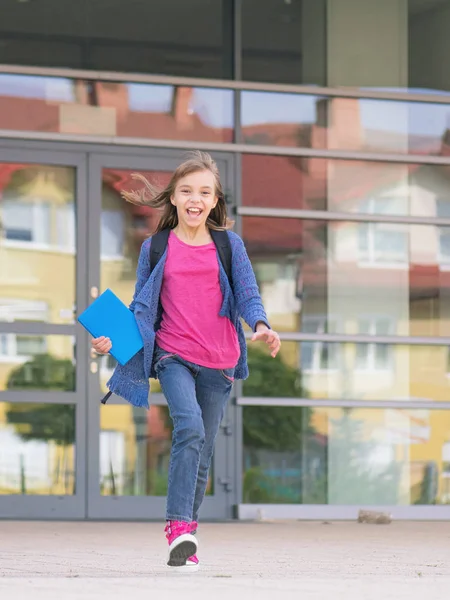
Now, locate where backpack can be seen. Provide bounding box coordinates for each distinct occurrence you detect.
[149,228,233,287]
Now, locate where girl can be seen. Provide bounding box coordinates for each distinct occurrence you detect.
[92,151,281,572]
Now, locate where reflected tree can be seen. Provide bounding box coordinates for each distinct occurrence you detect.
[328,409,402,505]
[6,353,76,494]
[242,346,317,503]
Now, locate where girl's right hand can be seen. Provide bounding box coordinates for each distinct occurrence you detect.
[91,336,112,354]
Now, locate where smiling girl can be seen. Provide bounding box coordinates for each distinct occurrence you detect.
[91,151,281,572]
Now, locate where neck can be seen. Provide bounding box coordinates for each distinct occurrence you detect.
[173,223,211,244]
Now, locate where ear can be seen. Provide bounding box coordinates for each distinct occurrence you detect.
[170,194,176,206]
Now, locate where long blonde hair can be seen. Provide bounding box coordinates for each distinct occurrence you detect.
[121,151,234,233]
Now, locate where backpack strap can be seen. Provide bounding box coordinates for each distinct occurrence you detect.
[149,228,233,288]
[210,229,233,289]
[149,228,171,274]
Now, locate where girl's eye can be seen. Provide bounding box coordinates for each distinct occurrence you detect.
[202,191,210,195]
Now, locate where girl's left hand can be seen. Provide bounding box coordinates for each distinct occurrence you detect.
[251,324,281,358]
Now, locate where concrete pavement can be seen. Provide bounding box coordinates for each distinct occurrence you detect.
[1,520,450,599]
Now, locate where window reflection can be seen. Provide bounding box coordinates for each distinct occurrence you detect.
[99,168,169,314]
[244,342,450,403]
[0,75,233,142]
[0,164,76,325]
[242,156,450,217]
[242,93,450,155]
[243,216,450,337]
[243,406,450,505]
[0,403,75,495]
[0,336,76,392]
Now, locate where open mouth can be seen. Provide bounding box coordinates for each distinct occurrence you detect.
[187,208,203,217]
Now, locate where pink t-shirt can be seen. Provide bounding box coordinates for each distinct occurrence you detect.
[155,232,240,369]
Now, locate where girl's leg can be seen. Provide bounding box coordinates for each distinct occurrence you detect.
[192,367,234,522]
[155,354,204,522]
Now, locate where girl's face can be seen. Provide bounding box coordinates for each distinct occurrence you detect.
[171,169,218,230]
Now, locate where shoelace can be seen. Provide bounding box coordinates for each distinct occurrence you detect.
[165,520,198,540]
[165,521,186,540]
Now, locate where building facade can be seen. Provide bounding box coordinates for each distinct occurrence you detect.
[1,0,450,520]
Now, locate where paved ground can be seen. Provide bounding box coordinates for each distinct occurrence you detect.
[1,520,450,599]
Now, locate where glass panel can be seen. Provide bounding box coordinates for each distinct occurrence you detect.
[241,93,450,155]
[0,335,76,392]
[0,402,75,495]
[242,0,327,84]
[242,155,450,217]
[1,0,232,79]
[410,0,450,94]
[244,341,450,402]
[243,406,450,505]
[0,75,234,142]
[99,166,168,315]
[240,0,450,92]
[100,404,214,496]
[0,163,76,324]
[242,216,450,337]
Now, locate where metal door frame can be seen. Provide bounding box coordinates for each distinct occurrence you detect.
[0,142,88,519]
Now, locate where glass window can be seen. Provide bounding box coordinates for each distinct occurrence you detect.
[241,94,450,155]
[0,0,232,79]
[243,406,450,505]
[410,0,450,93]
[0,335,76,392]
[99,167,171,305]
[100,404,213,496]
[0,75,234,142]
[242,155,450,217]
[0,163,76,325]
[242,216,450,337]
[240,0,450,92]
[241,0,326,84]
[244,342,450,402]
[0,402,75,495]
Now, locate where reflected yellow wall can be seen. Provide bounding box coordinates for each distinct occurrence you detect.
[0,402,75,495]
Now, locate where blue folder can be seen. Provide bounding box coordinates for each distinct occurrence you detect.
[77,288,144,366]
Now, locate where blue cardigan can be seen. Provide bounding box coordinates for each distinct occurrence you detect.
[106,230,270,408]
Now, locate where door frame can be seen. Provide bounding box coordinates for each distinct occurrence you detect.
[0,143,89,519]
[85,148,237,520]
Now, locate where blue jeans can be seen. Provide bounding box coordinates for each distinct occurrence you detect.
[154,346,235,522]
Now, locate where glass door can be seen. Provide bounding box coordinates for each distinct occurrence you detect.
[0,146,88,519]
[86,149,236,520]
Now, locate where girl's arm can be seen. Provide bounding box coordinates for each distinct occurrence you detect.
[231,235,270,332]
[129,238,151,313]
[231,235,281,357]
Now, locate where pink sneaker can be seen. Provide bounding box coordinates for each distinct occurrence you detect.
[185,521,199,569]
[165,521,198,570]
